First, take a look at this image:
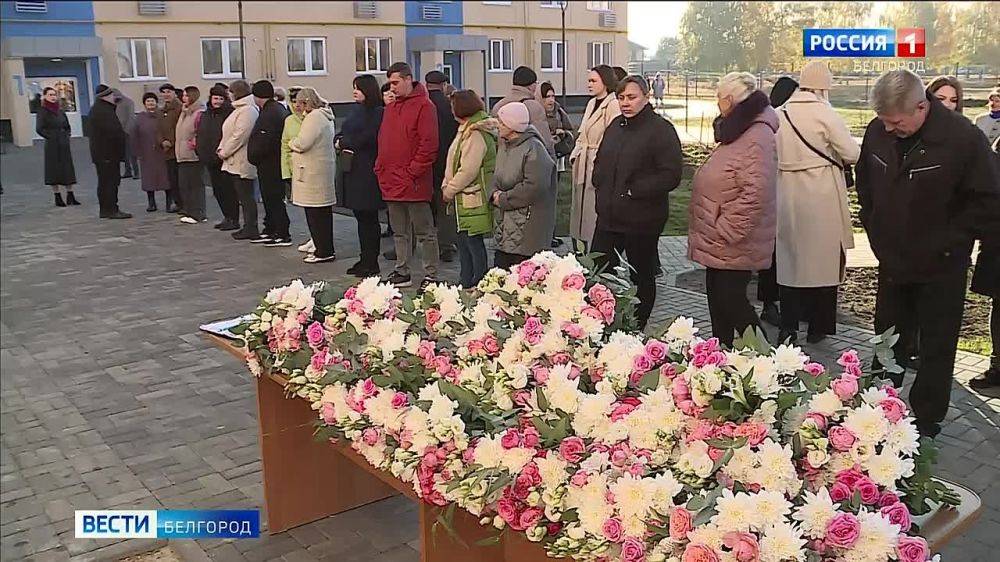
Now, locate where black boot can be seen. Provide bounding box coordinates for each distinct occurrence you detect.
[54,193,66,207]
[65,191,81,205]
[146,192,157,212]
[761,302,781,326]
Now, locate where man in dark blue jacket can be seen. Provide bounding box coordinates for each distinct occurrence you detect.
[247,80,291,246]
[88,84,131,219]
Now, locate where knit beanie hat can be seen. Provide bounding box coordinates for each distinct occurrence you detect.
[512,66,537,87]
[251,80,275,99]
[497,102,530,133]
[95,83,114,98]
[209,85,229,99]
[798,61,832,91]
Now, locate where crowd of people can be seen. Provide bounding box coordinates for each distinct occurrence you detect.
[36,62,1000,437]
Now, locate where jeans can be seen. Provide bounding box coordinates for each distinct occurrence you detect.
[874,268,967,435]
[353,209,381,269]
[386,201,439,278]
[122,136,139,177]
[456,231,488,288]
[208,165,238,223]
[432,187,457,252]
[591,229,660,330]
[232,177,258,235]
[177,161,206,220]
[304,206,335,258]
[705,268,763,348]
[95,160,121,215]
[259,166,289,239]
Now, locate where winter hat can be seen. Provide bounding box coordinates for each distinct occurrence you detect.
[95,84,114,99]
[497,102,530,133]
[158,82,176,93]
[799,61,832,91]
[251,80,275,99]
[209,84,229,99]
[512,66,537,87]
[424,70,448,85]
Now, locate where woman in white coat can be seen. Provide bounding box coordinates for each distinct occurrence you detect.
[570,65,621,251]
[289,87,337,264]
[775,61,860,343]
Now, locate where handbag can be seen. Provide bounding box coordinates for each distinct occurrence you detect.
[337,148,354,174]
[781,108,854,188]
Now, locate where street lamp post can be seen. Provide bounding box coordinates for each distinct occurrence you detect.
[560,2,567,110]
[238,1,246,79]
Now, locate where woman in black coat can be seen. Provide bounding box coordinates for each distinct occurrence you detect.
[36,87,79,206]
[337,74,385,278]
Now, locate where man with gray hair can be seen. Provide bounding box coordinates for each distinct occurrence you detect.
[857,68,999,438]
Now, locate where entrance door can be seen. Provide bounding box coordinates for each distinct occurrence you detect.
[443,50,462,88]
[29,77,82,139]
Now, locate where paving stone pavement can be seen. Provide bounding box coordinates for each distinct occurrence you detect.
[2,140,997,562]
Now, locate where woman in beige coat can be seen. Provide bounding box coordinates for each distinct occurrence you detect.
[775,61,860,343]
[289,87,337,263]
[570,65,621,250]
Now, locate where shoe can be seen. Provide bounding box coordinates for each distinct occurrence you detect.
[381,227,394,238]
[777,330,798,344]
[383,248,397,261]
[121,172,132,179]
[915,422,940,439]
[104,211,132,219]
[218,220,240,231]
[439,249,455,263]
[66,192,81,205]
[385,272,412,288]
[264,237,293,247]
[806,332,827,344]
[214,221,225,229]
[231,230,259,240]
[297,239,316,253]
[180,216,198,224]
[54,193,67,207]
[147,203,157,212]
[346,261,365,276]
[166,204,179,213]
[304,253,336,264]
[551,237,563,248]
[420,277,438,291]
[352,265,380,279]
[249,234,274,244]
[761,302,781,326]
[969,366,1000,390]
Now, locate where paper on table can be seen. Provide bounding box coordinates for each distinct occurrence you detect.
[199,315,253,340]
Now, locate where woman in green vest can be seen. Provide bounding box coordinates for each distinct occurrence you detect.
[442,90,498,288]
[280,87,311,252]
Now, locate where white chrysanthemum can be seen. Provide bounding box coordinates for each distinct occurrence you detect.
[545,363,581,414]
[686,524,726,550]
[352,277,400,313]
[473,435,503,468]
[859,386,889,406]
[664,316,699,343]
[403,333,422,354]
[690,366,723,406]
[864,451,915,488]
[366,318,408,360]
[772,344,808,374]
[842,404,890,445]
[501,447,536,473]
[843,511,900,562]
[572,392,615,437]
[609,473,655,521]
[793,487,837,539]
[752,489,792,528]
[711,489,755,533]
[566,474,613,536]
[366,389,403,432]
[808,390,845,417]
[536,455,570,489]
[648,472,684,511]
[748,356,781,397]
[883,418,921,456]
[597,331,646,377]
[677,440,714,478]
[759,522,806,562]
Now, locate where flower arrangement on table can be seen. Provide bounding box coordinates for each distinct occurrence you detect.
[237,252,957,562]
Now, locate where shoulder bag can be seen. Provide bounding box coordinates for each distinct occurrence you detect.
[781,108,854,188]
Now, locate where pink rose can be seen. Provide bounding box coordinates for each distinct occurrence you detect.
[361,378,377,397]
[832,375,859,401]
[880,502,911,532]
[562,322,586,340]
[483,335,500,355]
[723,532,760,562]
[344,287,358,299]
[306,321,325,346]
[570,470,589,487]
[804,412,828,431]
[320,402,336,424]
[362,428,379,446]
[883,384,899,398]
[531,265,549,282]
[856,477,880,504]
[500,429,521,449]
[733,422,769,446]
[644,340,669,363]
[588,283,613,304]
[391,392,409,409]
[897,536,929,562]
[602,517,624,543]
[837,350,861,367]
[878,397,908,423]
[551,352,571,365]
[632,353,654,374]
[347,299,366,316]
[559,437,586,463]
[610,402,639,422]
[825,513,861,548]
[425,308,442,328]
[804,362,826,376]
[669,507,693,540]
[531,365,550,385]
[830,482,852,503]
[835,466,865,489]
[879,491,900,507]
[621,537,646,562]
[598,298,617,322]
[660,363,678,379]
[705,351,727,366]
[828,426,858,451]
[519,507,543,529]
[582,306,604,322]
[497,497,518,525]
[522,426,540,448]
[682,543,719,562]
[546,522,563,536]
[844,363,863,378]
[562,272,586,291]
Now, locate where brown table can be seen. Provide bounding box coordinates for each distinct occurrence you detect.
[207,334,981,557]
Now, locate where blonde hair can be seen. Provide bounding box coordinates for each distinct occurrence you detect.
[296,87,327,110]
[717,72,758,104]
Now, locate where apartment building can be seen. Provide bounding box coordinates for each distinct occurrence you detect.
[93,0,626,110]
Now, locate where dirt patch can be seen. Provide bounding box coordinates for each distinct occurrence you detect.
[119,546,183,562]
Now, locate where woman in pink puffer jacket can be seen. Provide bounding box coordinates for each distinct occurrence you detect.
[688,71,779,348]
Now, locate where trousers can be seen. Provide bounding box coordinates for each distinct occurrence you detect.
[166,158,182,210]
[592,229,660,330]
[705,268,763,348]
[456,231,488,288]
[232,177,258,235]
[95,160,121,215]
[386,201,439,278]
[259,166,290,239]
[304,206,335,258]
[779,285,838,336]
[177,161,206,221]
[208,165,238,223]
[353,209,381,269]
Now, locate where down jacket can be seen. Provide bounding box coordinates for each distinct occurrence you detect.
[689,90,779,271]
[492,126,556,256]
[443,112,498,237]
[218,95,259,180]
[375,82,438,202]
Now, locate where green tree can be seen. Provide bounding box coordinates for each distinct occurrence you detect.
[654,37,680,69]
[952,2,1000,69]
[678,2,743,71]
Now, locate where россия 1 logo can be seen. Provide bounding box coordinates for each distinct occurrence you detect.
[803,28,925,58]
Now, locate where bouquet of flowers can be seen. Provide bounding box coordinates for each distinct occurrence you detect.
[237,252,956,562]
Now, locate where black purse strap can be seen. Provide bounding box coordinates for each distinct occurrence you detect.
[781,108,843,170]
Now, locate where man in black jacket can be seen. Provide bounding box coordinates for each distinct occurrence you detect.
[858,69,1000,437]
[88,84,131,219]
[197,85,238,230]
[247,80,291,246]
[425,70,458,262]
[592,75,683,329]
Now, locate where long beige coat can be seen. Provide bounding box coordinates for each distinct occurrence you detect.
[570,95,620,244]
[775,90,860,287]
[218,95,259,179]
[289,106,336,207]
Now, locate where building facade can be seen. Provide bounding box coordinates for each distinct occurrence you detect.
[1,0,103,146]
[91,0,626,112]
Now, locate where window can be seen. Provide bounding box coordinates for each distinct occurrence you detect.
[355,37,391,72]
[540,1,567,8]
[489,39,513,72]
[116,38,167,81]
[201,38,243,78]
[540,40,565,71]
[587,1,612,11]
[287,37,326,75]
[14,1,47,13]
[588,42,612,68]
